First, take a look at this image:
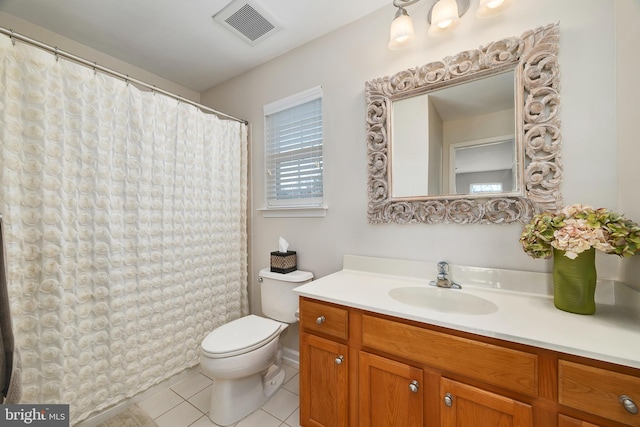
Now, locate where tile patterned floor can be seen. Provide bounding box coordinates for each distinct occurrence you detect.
[137,363,300,427]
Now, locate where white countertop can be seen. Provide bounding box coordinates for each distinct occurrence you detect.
[293,255,640,370]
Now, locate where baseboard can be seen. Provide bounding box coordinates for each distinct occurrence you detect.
[282,347,299,369]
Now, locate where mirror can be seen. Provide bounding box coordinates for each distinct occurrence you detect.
[390,71,516,198]
[366,23,563,224]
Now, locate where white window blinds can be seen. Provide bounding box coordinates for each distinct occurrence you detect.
[264,87,323,207]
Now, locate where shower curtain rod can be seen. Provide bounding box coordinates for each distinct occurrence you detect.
[0,27,248,125]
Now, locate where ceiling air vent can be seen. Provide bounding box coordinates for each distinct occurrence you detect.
[213,0,282,46]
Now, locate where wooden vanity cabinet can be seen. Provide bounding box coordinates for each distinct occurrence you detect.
[359,351,424,427]
[440,377,533,427]
[299,298,350,427]
[300,333,349,427]
[558,360,640,426]
[360,312,535,427]
[298,297,640,427]
[559,415,603,427]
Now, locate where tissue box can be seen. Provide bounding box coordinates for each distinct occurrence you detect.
[270,251,297,274]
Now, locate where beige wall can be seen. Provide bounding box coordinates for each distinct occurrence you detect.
[201,0,636,353]
[0,11,200,102]
[616,0,640,289]
[202,0,629,308]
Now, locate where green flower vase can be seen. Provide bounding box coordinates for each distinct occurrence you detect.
[552,247,597,315]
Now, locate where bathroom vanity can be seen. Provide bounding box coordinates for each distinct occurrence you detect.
[294,256,640,427]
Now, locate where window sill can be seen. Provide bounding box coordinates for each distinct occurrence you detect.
[258,206,328,218]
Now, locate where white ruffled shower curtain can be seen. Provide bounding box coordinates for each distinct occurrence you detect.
[0,36,248,422]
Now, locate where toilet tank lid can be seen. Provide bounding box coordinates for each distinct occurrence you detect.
[259,268,313,283]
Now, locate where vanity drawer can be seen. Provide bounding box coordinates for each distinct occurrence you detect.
[559,360,640,426]
[299,298,348,340]
[361,314,538,396]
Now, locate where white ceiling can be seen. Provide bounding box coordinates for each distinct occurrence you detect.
[0,0,390,92]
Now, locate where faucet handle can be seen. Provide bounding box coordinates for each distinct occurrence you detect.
[437,261,449,275]
[432,261,462,289]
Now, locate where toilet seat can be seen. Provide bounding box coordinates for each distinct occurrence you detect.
[201,315,283,358]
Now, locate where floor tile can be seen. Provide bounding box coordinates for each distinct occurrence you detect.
[284,407,300,427]
[235,409,282,427]
[171,373,214,399]
[189,415,220,427]
[283,372,299,395]
[155,401,203,427]
[199,368,214,381]
[137,363,300,427]
[138,388,184,419]
[261,388,298,421]
[189,385,212,414]
[282,364,297,383]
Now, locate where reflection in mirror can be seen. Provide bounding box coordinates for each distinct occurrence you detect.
[450,136,515,195]
[390,71,516,199]
[366,23,563,224]
[391,95,438,198]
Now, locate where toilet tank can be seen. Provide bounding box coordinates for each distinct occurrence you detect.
[259,268,313,323]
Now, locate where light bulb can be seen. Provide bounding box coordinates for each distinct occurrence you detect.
[476,0,513,18]
[437,18,454,29]
[428,0,459,36]
[388,8,415,50]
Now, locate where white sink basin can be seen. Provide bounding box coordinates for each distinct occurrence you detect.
[388,286,499,315]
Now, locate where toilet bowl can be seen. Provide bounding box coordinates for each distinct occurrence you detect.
[200,268,313,426]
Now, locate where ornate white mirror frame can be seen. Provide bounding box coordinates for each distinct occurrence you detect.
[366,23,562,224]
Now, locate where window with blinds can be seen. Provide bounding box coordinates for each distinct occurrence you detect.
[264,86,323,208]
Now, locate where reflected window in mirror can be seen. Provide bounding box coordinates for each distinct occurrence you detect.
[450,136,516,195]
[470,183,503,194]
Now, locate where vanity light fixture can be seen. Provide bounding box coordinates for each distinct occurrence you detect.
[428,0,461,36]
[388,6,415,49]
[388,0,514,49]
[476,0,513,18]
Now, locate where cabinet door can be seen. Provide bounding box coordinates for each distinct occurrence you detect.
[359,351,423,427]
[300,332,349,427]
[440,378,533,427]
[558,414,602,427]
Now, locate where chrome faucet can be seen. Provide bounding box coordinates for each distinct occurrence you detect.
[429,261,461,289]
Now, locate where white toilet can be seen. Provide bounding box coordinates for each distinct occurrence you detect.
[200,268,313,426]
